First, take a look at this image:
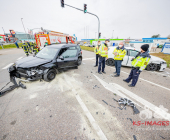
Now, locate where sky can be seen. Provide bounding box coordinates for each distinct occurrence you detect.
[0,0,170,41]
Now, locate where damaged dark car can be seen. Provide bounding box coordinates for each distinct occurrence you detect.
[8,44,82,82]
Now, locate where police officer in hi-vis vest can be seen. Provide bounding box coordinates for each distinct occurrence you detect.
[94,41,101,67]
[123,44,151,87]
[113,42,126,77]
[98,39,109,74]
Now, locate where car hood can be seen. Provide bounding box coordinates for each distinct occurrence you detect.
[16,56,52,68]
[150,55,165,62]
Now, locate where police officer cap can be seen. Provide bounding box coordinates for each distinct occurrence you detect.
[141,44,149,51]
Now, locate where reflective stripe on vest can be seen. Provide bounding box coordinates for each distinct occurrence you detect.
[99,44,108,57]
[114,48,126,60]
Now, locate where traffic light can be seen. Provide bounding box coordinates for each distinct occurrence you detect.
[84,4,87,13]
[61,0,64,8]
[99,33,101,38]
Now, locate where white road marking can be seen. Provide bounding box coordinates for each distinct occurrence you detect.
[17,57,23,60]
[93,74,170,121]
[149,71,170,78]
[2,63,14,69]
[74,89,108,140]
[107,66,170,91]
[83,57,95,60]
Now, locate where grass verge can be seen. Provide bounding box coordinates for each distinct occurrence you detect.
[80,46,94,52]
[151,52,170,67]
[0,43,23,49]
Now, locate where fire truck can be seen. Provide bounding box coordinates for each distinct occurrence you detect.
[35,30,76,49]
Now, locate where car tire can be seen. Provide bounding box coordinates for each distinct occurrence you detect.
[44,69,56,82]
[146,63,158,71]
[78,57,82,66]
[106,58,115,66]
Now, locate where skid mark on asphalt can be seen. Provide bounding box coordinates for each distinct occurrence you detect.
[93,74,170,121]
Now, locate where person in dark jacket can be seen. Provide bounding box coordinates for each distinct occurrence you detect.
[123,44,151,87]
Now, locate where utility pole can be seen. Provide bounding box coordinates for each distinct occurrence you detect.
[21,18,28,40]
[60,1,100,41]
[2,27,5,34]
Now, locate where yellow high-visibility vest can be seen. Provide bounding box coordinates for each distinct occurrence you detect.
[99,44,108,58]
[113,47,126,60]
[94,45,100,54]
[132,56,150,71]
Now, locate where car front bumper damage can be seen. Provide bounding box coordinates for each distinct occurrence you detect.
[8,65,46,83]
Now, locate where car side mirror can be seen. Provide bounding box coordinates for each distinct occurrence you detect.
[59,56,64,60]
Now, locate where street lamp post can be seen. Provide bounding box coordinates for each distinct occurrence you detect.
[21,18,28,40]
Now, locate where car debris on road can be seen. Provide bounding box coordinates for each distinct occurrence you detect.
[113,98,140,114]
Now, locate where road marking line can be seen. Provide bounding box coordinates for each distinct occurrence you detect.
[148,71,170,78]
[17,57,23,60]
[74,92,108,140]
[83,57,95,60]
[107,66,170,91]
[2,63,14,69]
[93,74,170,121]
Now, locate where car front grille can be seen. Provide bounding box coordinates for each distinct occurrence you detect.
[17,68,27,74]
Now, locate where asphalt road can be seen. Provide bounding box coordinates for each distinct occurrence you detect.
[0,48,170,140]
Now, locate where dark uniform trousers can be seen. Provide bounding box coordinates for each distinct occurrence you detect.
[95,54,99,66]
[115,60,122,76]
[98,56,106,73]
[125,68,140,86]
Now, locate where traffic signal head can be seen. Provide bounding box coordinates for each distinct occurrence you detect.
[61,0,64,8]
[99,33,101,38]
[84,4,87,13]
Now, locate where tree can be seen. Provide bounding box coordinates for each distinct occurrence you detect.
[167,35,170,39]
[151,34,160,38]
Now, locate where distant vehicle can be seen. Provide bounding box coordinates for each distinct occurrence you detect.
[106,46,167,71]
[8,44,82,82]
[89,44,95,47]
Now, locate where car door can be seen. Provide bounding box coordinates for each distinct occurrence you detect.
[126,49,140,66]
[57,46,78,68]
[121,49,129,66]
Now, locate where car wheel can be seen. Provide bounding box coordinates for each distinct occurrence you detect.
[146,63,158,71]
[78,57,82,66]
[44,69,56,82]
[106,58,115,66]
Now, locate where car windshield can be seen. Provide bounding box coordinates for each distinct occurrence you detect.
[36,47,59,60]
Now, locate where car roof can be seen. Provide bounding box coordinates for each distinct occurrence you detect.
[47,44,78,49]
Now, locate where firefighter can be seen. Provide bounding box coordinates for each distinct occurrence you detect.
[123,44,151,87]
[26,41,32,54]
[44,41,48,47]
[94,41,101,67]
[21,41,29,56]
[113,42,126,77]
[32,42,39,55]
[98,39,109,74]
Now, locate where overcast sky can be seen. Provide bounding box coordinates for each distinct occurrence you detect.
[0,0,170,40]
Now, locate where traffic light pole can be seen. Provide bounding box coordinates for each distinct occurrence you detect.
[64,4,100,41]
